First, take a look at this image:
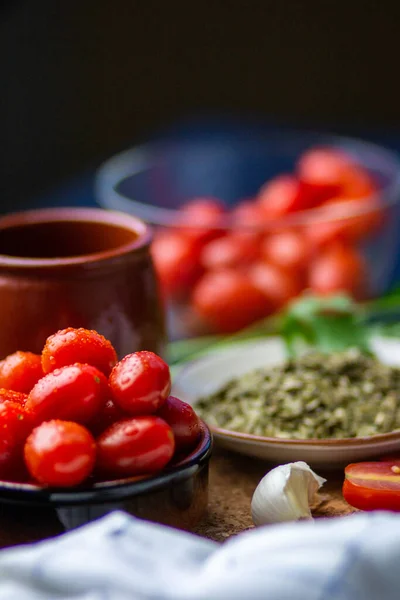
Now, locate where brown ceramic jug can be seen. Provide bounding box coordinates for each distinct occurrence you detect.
[0,208,166,359]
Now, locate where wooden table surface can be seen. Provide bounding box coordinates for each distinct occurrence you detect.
[194,450,356,541]
[0,450,355,549]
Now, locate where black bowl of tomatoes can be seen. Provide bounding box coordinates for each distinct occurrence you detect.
[0,328,212,531]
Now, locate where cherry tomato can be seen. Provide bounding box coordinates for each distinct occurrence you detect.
[305,219,344,248]
[232,200,270,228]
[96,416,175,477]
[178,198,226,244]
[0,401,33,442]
[0,388,28,406]
[24,420,96,487]
[0,401,33,479]
[26,364,109,426]
[299,147,378,196]
[192,269,268,333]
[298,147,359,187]
[261,231,309,271]
[343,461,400,511]
[200,233,259,270]
[42,327,117,376]
[249,262,303,310]
[90,398,128,436]
[306,198,383,247]
[340,168,376,199]
[0,351,43,394]
[257,175,320,217]
[331,198,383,239]
[157,396,201,452]
[151,231,203,298]
[109,351,171,416]
[308,243,367,299]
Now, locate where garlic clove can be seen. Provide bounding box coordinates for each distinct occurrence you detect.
[251,461,326,527]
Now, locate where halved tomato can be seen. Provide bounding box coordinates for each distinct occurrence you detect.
[343,461,400,511]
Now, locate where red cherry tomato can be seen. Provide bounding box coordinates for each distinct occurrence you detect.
[96,416,175,477]
[0,401,33,479]
[151,231,203,298]
[192,269,268,333]
[109,351,171,416]
[26,364,109,426]
[24,420,96,487]
[178,198,226,244]
[42,327,117,376]
[340,168,376,199]
[308,243,367,298]
[306,197,384,248]
[90,398,128,436]
[0,401,33,442]
[0,388,28,406]
[249,262,303,310]
[343,461,400,511]
[232,200,270,228]
[0,352,43,394]
[200,233,259,270]
[257,175,320,217]
[298,147,358,187]
[298,146,377,197]
[157,396,201,452]
[261,231,309,271]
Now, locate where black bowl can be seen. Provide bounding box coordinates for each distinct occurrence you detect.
[0,422,212,531]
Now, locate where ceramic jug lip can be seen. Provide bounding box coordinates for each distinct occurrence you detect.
[0,207,153,269]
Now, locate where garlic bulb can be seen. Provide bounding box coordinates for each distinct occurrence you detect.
[251,461,326,526]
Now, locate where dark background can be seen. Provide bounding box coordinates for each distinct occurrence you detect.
[1,0,400,211]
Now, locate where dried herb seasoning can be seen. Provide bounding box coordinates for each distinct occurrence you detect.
[196,349,400,439]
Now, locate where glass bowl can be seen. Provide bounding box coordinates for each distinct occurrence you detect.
[95,132,400,339]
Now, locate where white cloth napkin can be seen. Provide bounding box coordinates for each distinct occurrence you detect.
[0,510,400,600]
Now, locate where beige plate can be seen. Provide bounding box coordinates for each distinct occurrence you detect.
[172,337,400,469]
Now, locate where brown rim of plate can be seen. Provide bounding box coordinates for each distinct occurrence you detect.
[175,343,400,448]
[208,423,400,446]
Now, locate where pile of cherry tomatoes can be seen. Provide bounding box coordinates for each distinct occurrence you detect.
[0,328,201,487]
[151,147,383,333]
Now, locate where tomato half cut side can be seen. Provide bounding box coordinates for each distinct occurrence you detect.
[343,461,400,511]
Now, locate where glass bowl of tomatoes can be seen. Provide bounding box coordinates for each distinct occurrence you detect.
[96,132,400,339]
[0,328,212,532]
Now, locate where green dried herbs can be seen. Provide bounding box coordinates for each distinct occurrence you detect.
[196,349,400,439]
